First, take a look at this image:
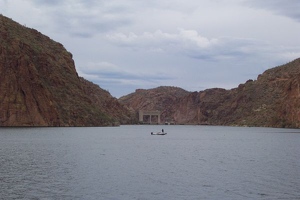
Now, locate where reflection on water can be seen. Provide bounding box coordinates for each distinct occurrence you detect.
[0,126,300,200]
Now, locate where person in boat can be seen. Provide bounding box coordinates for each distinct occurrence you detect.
[162,129,164,133]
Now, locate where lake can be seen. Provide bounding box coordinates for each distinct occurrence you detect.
[0,125,299,200]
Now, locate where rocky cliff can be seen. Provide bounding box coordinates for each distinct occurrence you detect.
[0,15,131,126]
[119,58,300,128]
[119,86,190,123]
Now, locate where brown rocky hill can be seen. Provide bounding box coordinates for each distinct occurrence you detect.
[119,86,230,124]
[119,58,300,128]
[119,86,190,123]
[0,14,131,126]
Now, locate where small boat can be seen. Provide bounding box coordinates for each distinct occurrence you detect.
[151,132,167,135]
[151,129,167,135]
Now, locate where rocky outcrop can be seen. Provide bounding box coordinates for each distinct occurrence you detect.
[119,86,190,123]
[0,14,131,126]
[119,58,300,128]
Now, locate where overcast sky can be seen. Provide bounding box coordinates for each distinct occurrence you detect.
[1,0,300,97]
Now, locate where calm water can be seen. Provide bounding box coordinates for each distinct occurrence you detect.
[0,125,299,200]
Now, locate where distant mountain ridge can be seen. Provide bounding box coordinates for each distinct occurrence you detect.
[0,14,131,126]
[119,58,300,128]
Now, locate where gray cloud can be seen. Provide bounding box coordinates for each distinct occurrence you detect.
[106,29,265,61]
[79,61,174,84]
[32,0,62,6]
[31,0,134,37]
[245,0,300,22]
[78,61,175,96]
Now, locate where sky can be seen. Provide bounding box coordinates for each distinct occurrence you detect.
[1,0,300,98]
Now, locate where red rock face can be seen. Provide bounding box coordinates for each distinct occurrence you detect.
[120,59,300,128]
[0,15,131,126]
[119,86,190,123]
[268,59,300,128]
